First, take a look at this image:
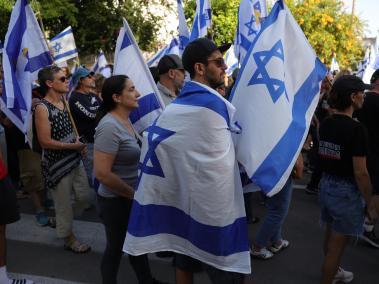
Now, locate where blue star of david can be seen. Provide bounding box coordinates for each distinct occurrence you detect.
[248,40,288,103]
[53,42,62,53]
[136,119,176,188]
[245,15,258,36]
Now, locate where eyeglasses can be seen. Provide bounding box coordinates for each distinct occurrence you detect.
[207,58,226,68]
[57,76,67,83]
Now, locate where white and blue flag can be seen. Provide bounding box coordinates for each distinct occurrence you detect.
[230,0,327,197]
[114,18,164,132]
[189,0,212,41]
[49,26,78,64]
[329,56,340,73]
[124,81,250,273]
[225,44,239,76]
[91,50,111,78]
[234,0,268,64]
[147,38,180,67]
[356,47,370,78]
[1,0,52,133]
[177,0,190,54]
[362,43,378,83]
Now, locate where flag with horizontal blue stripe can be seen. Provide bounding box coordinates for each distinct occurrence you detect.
[124,81,250,273]
[91,50,111,78]
[189,0,212,41]
[1,0,52,134]
[225,44,239,76]
[177,0,190,54]
[114,18,164,132]
[234,0,267,65]
[329,56,340,73]
[49,26,78,64]
[230,0,326,197]
[147,38,180,67]
[356,47,370,78]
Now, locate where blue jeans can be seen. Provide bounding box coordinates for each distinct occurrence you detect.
[255,178,293,248]
[319,173,364,236]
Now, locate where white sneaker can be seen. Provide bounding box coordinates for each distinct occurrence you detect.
[249,246,274,259]
[333,267,353,283]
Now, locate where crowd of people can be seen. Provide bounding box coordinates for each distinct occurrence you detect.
[0,37,379,284]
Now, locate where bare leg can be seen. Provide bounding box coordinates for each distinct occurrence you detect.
[176,268,193,284]
[321,228,350,284]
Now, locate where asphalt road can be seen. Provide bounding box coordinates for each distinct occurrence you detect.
[6,175,379,284]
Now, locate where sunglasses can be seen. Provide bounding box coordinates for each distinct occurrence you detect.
[207,58,226,68]
[57,76,68,83]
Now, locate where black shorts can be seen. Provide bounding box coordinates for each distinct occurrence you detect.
[0,176,20,225]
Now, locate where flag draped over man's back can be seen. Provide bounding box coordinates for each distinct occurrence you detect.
[234,0,267,65]
[189,0,212,41]
[2,0,52,133]
[49,26,78,64]
[114,18,164,132]
[124,81,251,274]
[230,0,327,197]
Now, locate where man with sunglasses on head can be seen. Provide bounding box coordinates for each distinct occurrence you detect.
[35,66,91,253]
[157,54,186,106]
[69,67,102,192]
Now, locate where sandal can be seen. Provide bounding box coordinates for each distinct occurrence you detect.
[64,239,91,254]
[269,239,289,253]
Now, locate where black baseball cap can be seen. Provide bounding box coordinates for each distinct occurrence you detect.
[371,69,379,83]
[157,54,184,75]
[182,38,231,74]
[331,75,373,95]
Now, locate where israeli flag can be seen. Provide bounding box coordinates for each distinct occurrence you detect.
[225,44,239,76]
[147,38,180,67]
[362,43,378,83]
[49,26,78,64]
[189,0,212,41]
[234,0,268,64]
[1,0,52,133]
[356,47,370,78]
[230,0,326,197]
[124,81,250,273]
[114,18,164,132]
[177,0,190,54]
[329,56,340,73]
[91,50,111,78]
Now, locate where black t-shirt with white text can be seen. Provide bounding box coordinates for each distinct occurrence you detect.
[319,114,368,178]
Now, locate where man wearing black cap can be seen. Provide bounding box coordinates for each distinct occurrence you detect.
[356,69,379,248]
[157,54,185,106]
[318,75,374,283]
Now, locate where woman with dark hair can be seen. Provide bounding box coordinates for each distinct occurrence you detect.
[94,75,163,284]
[318,75,374,284]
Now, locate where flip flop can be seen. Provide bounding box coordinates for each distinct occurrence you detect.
[64,239,91,254]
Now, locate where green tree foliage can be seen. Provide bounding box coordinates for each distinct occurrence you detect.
[184,0,239,46]
[286,0,364,69]
[0,0,170,55]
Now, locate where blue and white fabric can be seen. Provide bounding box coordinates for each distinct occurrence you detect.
[362,40,379,83]
[230,0,327,197]
[189,0,212,41]
[147,38,180,67]
[123,81,250,274]
[356,47,370,78]
[225,44,239,76]
[234,0,267,65]
[1,0,52,134]
[49,26,78,64]
[114,18,164,132]
[329,56,340,73]
[177,0,190,54]
[91,50,111,78]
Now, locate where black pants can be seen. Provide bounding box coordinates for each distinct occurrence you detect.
[367,153,379,195]
[97,195,153,284]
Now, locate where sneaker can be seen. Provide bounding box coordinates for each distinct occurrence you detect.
[35,211,49,226]
[333,267,353,283]
[360,230,379,248]
[250,246,274,259]
[269,239,289,253]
